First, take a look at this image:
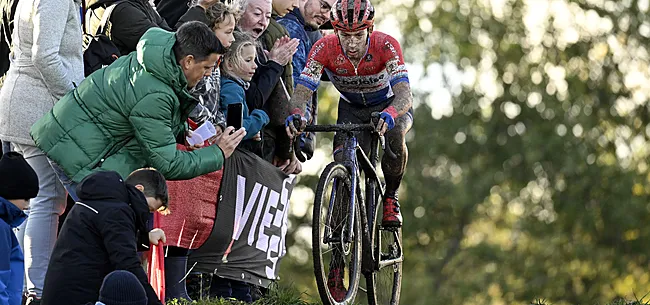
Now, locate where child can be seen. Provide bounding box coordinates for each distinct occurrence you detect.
[0,152,38,305]
[177,1,239,135]
[220,30,270,143]
[197,30,270,303]
[41,169,169,305]
[93,270,148,305]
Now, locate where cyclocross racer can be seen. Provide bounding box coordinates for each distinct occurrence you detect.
[286,0,413,228]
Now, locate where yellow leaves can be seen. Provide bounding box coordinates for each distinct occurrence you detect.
[623,229,639,241]
[487,283,503,299]
[632,183,644,196]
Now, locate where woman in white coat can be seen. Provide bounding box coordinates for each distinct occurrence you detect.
[0,0,84,300]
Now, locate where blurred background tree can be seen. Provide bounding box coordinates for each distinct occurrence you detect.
[278,0,650,304]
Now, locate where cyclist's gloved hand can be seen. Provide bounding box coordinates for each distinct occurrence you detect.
[375,106,398,134]
[285,108,308,137]
[379,112,395,130]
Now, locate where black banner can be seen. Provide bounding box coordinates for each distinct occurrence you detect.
[189,149,297,288]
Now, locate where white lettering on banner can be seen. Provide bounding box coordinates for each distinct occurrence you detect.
[266,235,281,279]
[231,174,296,279]
[233,177,261,241]
[278,175,296,257]
[248,186,268,246]
[256,190,279,252]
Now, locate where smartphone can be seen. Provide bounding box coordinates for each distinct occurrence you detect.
[226,103,244,131]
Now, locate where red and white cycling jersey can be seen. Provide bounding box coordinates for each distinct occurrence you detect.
[296,31,409,106]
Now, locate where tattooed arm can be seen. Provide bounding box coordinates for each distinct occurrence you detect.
[284,84,316,121]
[381,35,412,119]
[285,57,325,123]
[386,81,413,117]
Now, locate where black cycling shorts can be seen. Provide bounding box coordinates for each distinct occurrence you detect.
[334,96,414,154]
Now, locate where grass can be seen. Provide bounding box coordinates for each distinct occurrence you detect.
[166,286,650,305]
[528,296,650,305]
[165,285,320,305]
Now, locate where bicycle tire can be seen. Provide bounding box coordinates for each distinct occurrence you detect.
[313,162,363,305]
[366,187,403,305]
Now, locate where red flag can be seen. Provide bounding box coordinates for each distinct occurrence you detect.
[148,213,165,303]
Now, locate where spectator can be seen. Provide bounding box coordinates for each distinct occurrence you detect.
[0,0,84,300]
[210,34,268,303]
[159,2,236,301]
[236,0,298,165]
[93,270,148,305]
[85,0,171,56]
[0,152,38,305]
[253,0,304,171]
[30,22,246,202]
[277,0,336,162]
[221,31,268,142]
[41,169,169,305]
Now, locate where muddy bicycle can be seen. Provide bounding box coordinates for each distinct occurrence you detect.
[293,113,404,305]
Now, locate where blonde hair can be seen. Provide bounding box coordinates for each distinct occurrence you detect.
[220,30,257,79]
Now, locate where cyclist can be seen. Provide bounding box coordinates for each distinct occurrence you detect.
[286,0,413,228]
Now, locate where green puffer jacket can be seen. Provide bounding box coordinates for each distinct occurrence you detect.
[30,27,224,183]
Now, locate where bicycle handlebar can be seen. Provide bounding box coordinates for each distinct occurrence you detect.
[291,121,398,160]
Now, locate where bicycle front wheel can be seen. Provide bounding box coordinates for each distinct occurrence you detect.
[366,189,403,305]
[313,162,362,305]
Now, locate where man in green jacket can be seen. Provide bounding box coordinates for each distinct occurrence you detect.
[30,21,246,201]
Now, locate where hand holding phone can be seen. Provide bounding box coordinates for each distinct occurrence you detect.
[226,103,243,134]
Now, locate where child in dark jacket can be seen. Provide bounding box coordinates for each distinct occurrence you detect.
[0,152,39,305]
[41,169,169,305]
[220,30,270,144]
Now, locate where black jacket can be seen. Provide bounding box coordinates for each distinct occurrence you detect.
[154,0,188,29]
[86,0,170,56]
[41,171,160,305]
[174,5,207,29]
[245,46,283,112]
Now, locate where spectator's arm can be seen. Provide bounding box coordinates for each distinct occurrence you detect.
[31,0,76,99]
[291,40,307,85]
[175,6,208,29]
[221,81,269,139]
[284,38,326,119]
[0,227,12,305]
[99,208,162,305]
[243,109,270,140]
[129,93,224,180]
[110,3,165,54]
[246,55,283,110]
[277,19,308,85]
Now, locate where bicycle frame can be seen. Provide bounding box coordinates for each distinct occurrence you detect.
[305,124,403,274]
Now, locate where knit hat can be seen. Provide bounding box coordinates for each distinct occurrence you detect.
[98,270,148,305]
[0,152,38,200]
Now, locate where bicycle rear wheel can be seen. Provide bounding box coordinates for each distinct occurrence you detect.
[313,162,362,305]
[366,190,403,305]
